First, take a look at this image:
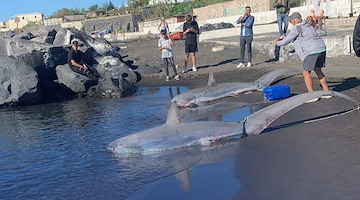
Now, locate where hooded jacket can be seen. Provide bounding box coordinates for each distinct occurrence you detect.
[277,20,326,60]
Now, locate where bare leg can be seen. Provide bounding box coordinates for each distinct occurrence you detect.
[184,53,189,72]
[314,68,329,91]
[190,52,196,67]
[303,70,314,92]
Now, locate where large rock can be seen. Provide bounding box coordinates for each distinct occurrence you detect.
[56,57,138,97]
[0,36,68,79]
[0,55,40,107]
[56,64,97,93]
[53,28,119,58]
[87,76,136,98]
[95,56,138,84]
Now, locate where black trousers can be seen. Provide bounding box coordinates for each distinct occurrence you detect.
[70,65,101,81]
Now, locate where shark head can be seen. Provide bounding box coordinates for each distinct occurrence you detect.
[108,140,144,154]
[107,136,144,154]
[171,93,197,107]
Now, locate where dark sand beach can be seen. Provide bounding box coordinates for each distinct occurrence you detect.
[119,39,360,199]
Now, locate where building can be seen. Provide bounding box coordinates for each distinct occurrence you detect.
[0,21,9,32]
[7,12,44,29]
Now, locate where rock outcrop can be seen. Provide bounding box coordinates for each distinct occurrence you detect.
[53,28,118,58]
[0,36,68,79]
[56,56,138,97]
[0,55,40,107]
[0,27,138,107]
[56,64,97,93]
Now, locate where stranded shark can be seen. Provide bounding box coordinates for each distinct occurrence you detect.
[171,68,301,107]
[108,91,359,155]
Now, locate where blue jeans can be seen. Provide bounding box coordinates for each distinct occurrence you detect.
[277,13,289,36]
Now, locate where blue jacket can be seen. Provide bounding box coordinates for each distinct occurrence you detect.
[236,15,254,37]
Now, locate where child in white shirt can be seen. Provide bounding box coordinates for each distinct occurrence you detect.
[158,30,179,81]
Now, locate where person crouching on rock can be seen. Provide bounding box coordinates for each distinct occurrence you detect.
[158,30,179,81]
[67,40,101,81]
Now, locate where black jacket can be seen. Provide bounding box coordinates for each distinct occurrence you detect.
[353,15,360,57]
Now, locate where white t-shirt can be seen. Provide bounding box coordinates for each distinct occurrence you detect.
[158,38,173,58]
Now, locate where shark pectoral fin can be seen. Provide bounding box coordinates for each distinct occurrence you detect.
[166,103,182,125]
[207,71,217,86]
[244,91,360,136]
[175,169,192,193]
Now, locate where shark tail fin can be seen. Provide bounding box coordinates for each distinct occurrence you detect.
[207,71,216,86]
[244,91,359,135]
[254,68,301,90]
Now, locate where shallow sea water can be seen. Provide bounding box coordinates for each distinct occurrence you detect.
[0,86,260,200]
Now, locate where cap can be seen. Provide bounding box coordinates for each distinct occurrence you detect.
[289,12,302,21]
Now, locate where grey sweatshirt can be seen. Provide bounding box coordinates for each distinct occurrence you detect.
[277,20,326,60]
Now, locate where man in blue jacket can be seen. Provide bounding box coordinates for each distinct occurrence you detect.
[236,6,254,68]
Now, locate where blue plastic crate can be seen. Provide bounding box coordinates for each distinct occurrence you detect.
[263,85,291,101]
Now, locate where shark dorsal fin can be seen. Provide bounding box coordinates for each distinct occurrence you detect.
[207,71,216,86]
[166,103,182,125]
[175,169,192,193]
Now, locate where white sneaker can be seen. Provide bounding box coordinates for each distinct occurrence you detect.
[247,62,252,67]
[192,66,197,72]
[306,98,320,103]
[174,75,180,80]
[236,63,245,68]
[166,76,170,81]
[321,95,333,99]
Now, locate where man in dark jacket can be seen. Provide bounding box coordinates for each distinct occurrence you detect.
[274,0,290,37]
[267,0,290,63]
[67,40,101,80]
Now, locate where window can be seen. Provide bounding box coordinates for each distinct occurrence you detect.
[22,17,24,19]
[35,16,37,19]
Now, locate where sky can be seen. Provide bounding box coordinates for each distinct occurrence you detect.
[0,0,127,22]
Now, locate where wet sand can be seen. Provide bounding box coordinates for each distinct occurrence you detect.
[119,39,360,199]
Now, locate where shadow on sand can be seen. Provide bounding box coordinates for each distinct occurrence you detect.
[329,78,360,92]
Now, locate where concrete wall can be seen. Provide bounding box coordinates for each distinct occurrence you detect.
[139,16,183,32]
[83,14,142,34]
[193,0,272,21]
[61,21,83,30]
[44,18,62,26]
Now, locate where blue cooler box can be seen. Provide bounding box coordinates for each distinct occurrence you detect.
[263,85,291,101]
